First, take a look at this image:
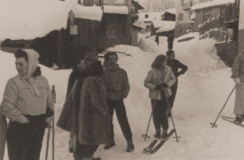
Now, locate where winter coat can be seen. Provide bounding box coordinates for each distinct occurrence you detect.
[167,59,188,83]
[1,75,54,123]
[56,82,77,132]
[103,66,130,100]
[78,76,110,145]
[144,66,176,100]
[66,69,80,98]
[232,52,244,82]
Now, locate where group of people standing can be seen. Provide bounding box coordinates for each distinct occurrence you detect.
[57,51,135,160]
[57,49,188,160]
[0,48,188,160]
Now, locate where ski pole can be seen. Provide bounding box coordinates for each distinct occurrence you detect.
[211,85,236,128]
[142,99,157,141]
[45,124,51,160]
[51,85,56,160]
[164,92,179,142]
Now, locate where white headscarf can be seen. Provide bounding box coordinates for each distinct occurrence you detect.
[22,49,40,96]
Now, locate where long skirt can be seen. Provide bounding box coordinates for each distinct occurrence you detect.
[234,83,244,115]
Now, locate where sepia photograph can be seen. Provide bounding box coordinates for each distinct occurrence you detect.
[0,0,244,159]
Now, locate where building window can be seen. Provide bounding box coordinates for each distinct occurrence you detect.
[145,14,149,18]
[104,0,125,5]
[179,13,183,21]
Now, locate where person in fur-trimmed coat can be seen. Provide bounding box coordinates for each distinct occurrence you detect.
[76,61,110,160]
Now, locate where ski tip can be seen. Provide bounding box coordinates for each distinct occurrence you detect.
[143,148,151,153]
[210,122,218,128]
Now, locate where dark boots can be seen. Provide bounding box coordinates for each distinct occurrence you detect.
[126,141,134,152]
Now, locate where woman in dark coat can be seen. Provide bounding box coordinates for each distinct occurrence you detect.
[66,59,86,98]
[75,60,110,160]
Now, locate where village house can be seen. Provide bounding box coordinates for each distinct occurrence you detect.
[174,0,211,38]
[1,0,133,69]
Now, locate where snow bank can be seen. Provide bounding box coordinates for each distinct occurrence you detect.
[174,36,227,72]
[138,38,157,53]
[0,0,68,41]
[103,5,129,14]
[191,0,235,11]
[156,21,175,33]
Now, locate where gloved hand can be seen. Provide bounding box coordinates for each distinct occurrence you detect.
[154,84,162,90]
[161,83,169,88]
[45,107,54,118]
[234,77,241,84]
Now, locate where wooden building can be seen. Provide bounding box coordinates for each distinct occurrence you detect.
[1,0,133,69]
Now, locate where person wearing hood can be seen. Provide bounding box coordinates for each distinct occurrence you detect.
[1,49,54,160]
[103,52,134,152]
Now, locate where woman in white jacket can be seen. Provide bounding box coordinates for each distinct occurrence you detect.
[1,49,54,160]
[144,54,176,139]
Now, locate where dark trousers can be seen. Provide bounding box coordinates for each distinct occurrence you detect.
[74,144,99,159]
[107,99,132,142]
[168,83,178,109]
[7,115,46,160]
[151,93,169,131]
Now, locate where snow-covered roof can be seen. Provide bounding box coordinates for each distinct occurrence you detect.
[75,5,103,21]
[0,0,69,41]
[156,21,175,33]
[0,0,104,41]
[164,8,176,15]
[132,20,146,29]
[103,5,129,14]
[191,0,235,11]
[152,20,175,29]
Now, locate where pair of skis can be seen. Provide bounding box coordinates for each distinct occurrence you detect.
[221,116,244,128]
[143,129,175,154]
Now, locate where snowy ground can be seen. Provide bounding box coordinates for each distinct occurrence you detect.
[1,33,243,160]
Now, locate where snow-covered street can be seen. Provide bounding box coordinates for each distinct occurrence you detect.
[1,34,244,160]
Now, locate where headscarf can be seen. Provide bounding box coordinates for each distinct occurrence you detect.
[22,49,40,96]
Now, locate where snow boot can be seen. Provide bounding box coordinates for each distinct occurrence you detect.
[234,115,243,124]
[161,130,168,140]
[104,141,115,150]
[154,129,161,139]
[126,141,135,152]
